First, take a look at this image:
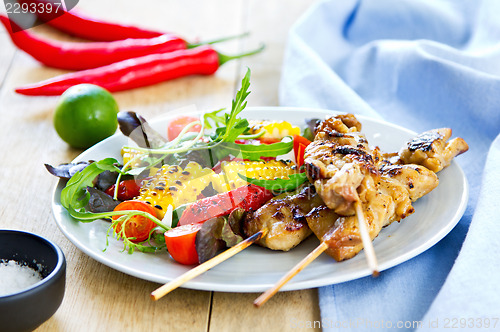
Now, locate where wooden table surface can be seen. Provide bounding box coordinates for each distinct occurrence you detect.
[0,1,322,331]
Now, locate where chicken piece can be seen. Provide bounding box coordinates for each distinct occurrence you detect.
[398,128,469,172]
[243,186,324,251]
[306,176,393,261]
[304,115,379,215]
[379,163,439,202]
[306,161,441,261]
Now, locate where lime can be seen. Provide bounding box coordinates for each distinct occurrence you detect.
[53,84,119,149]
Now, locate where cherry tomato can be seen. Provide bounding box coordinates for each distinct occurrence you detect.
[105,179,141,201]
[112,201,157,243]
[167,116,202,141]
[293,135,312,168]
[164,223,202,265]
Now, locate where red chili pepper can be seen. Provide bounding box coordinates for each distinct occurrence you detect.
[177,184,274,226]
[15,44,264,96]
[21,0,164,41]
[0,15,187,70]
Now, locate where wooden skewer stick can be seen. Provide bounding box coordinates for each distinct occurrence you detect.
[354,200,379,277]
[253,241,329,308]
[254,199,379,307]
[151,228,268,301]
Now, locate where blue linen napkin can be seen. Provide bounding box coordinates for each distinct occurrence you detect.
[280,0,500,330]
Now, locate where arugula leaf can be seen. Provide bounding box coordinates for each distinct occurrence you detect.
[204,108,226,129]
[239,172,308,192]
[212,69,252,143]
[215,139,293,161]
[60,158,120,211]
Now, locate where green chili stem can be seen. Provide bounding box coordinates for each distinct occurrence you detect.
[218,44,265,66]
[188,32,250,48]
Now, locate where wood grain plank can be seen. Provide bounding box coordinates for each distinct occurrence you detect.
[209,290,322,332]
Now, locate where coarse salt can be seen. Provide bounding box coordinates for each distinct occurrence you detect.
[0,260,43,296]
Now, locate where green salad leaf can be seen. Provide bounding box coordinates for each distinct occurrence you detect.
[60,158,120,211]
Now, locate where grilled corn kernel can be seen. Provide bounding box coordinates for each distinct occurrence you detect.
[212,159,298,192]
[137,162,214,218]
[248,120,301,139]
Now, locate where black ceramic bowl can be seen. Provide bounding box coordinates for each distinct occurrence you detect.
[0,230,66,332]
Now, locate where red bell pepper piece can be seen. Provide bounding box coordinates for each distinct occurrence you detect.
[0,15,187,71]
[293,135,312,168]
[177,184,274,226]
[15,44,264,96]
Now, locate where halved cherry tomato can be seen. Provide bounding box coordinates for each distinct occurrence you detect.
[112,201,157,243]
[105,179,141,201]
[167,115,202,141]
[293,135,312,168]
[164,223,203,265]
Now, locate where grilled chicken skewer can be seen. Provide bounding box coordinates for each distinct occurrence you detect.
[303,114,469,262]
[303,114,382,268]
[254,115,468,306]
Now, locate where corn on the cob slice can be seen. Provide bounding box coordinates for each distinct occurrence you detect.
[136,161,214,218]
[248,120,301,139]
[212,159,298,192]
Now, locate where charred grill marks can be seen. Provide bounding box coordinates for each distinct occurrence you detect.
[407,131,443,151]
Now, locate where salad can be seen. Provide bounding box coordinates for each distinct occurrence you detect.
[48,69,314,265]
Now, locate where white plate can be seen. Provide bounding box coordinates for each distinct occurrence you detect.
[51,107,468,292]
